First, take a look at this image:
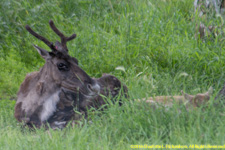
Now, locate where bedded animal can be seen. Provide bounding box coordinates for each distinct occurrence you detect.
[14,20,100,128]
[139,87,213,111]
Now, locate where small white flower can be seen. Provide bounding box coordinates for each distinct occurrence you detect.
[115,66,125,72]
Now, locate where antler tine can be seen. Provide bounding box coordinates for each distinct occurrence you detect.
[49,20,65,38]
[67,34,77,41]
[49,20,76,51]
[25,25,55,50]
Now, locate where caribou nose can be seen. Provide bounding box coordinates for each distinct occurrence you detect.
[87,83,100,94]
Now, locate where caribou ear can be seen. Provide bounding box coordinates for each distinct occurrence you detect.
[33,44,51,59]
[206,86,213,96]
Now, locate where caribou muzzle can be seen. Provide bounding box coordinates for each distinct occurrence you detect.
[61,80,100,98]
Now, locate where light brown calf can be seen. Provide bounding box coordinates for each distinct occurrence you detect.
[138,87,213,111]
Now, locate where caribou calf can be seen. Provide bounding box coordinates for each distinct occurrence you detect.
[84,73,128,110]
[139,87,213,111]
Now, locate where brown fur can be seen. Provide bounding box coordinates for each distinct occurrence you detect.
[90,73,128,109]
[18,72,39,97]
[14,102,25,122]
[139,87,213,111]
[15,22,101,129]
[47,74,128,129]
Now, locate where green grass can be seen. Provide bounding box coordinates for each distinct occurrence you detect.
[0,0,225,149]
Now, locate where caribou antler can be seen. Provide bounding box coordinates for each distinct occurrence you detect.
[25,20,76,52]
[25,25,56,51]
[49,20,76,52]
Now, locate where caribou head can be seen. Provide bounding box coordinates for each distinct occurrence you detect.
[14,20,100,128]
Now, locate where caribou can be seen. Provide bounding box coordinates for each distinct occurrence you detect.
[88,73,128,109]
[14,20,101,128]
[139,87,213,111]
[15,20,128,129]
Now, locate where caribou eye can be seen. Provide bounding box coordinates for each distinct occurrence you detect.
[57,63,69,71]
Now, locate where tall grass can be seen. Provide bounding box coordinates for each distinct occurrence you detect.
[0,0,225,149]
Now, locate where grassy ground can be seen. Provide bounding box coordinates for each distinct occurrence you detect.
[0,0,225,149]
